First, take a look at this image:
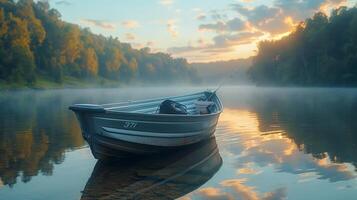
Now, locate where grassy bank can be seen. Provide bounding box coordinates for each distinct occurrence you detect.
[0,76,122,90]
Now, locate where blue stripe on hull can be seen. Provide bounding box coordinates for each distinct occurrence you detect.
[99,127,216,147]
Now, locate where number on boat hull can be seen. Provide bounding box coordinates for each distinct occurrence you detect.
[123,121,138,129]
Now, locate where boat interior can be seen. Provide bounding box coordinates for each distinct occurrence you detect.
[101,92,221,115]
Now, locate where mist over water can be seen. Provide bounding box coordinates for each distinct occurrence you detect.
[0,86,357,200]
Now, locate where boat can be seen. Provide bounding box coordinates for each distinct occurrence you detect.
[80,137,222,199]
[69,91,223,159]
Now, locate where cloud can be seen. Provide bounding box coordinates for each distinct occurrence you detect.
[197,187,235,200]
[212,31,263,47]
[196,13,207,20]
[167,32,259,62]
[146,41,155,47]
[122,20,139,29]
[237,167,261,175]
[195,179,287,200]
[221,179,260,200]
[80,19,116,30]
[197,37,209,46]
[199,17,246,32]
[273,0,339,20]
[230,0,348,36]
[199,21,226,32]
[55,0,71,6]
[320,0,348,13]
[210,10,228,21]
[226,18,247,31]
[256,17,292,34]
[168,46,201,54]
[131,42,145,49]
[159,0,173,6]
[168,31,262,55]
[230,3,300,35]
[221,179,287,200]
[125,33,135,41]
[168,0,350,62]
[262,188,287,200]
[167,19,179,38]
[193,8,207,21]
[232,4,280,25]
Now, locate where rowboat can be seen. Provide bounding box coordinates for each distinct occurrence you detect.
[81,137,222,199]
[69,91,223,159]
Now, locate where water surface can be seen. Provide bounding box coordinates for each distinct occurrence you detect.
[0,86,357,199]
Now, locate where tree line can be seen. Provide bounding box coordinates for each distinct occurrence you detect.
[0,0,198,86]
[249,6,357,86]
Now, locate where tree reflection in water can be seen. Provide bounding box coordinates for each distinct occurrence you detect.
[0,91,85,186]
[0,88,200,188]
[250,88,357,169]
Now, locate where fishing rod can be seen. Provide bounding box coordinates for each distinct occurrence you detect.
[206,82,224,101]
[206,73,234,101]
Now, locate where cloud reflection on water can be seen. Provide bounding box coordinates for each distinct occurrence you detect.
[220,109,356,182]
[183,104,357,199]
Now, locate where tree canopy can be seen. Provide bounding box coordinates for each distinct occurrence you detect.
[249,6,357,86]
[0,0,198,86]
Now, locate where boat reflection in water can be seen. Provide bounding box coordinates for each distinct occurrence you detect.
[81,137,222,200]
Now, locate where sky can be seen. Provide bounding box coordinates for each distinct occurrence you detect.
[49,0,357,63]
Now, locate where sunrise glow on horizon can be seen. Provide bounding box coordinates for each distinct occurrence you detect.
[49,0,356,63]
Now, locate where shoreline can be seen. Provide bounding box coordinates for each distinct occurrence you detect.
[2,83,357,91]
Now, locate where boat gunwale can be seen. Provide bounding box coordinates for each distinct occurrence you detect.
[70,91,224,119]
[102,92,205,108]
[104,108,222,118]
[102,91,224,118]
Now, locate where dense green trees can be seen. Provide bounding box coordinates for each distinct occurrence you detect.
[0,0,197,86]
[249,6,357,86]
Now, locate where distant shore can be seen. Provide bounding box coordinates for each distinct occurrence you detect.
[0,76,123,90]
[3,81,357,91]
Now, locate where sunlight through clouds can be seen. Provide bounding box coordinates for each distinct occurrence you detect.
[50,0,357,62]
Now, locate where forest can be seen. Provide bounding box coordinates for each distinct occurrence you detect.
[190,58,252,85]
[249,6,357,86]
[0,0,198,88]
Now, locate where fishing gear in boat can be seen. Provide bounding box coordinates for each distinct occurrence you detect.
[157,83,224,115]
[156,78,227,115]
[195,81,225,114]
[158,99,188,115]
[206,83,223,101]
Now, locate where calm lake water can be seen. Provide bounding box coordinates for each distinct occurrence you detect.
[0,86,357,200]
